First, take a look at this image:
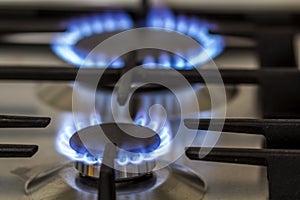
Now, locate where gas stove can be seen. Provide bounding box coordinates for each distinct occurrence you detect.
[1,1,300,200]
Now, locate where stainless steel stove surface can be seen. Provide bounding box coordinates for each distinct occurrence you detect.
[2,1,300,200]
[0,52,266,200]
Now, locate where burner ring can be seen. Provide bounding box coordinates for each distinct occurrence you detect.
[75,160,156,181]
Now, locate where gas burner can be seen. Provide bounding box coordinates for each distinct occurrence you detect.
[56,114,172,165]
[62,163,207,200]
[56,121,206,199]
[51,8,224,69]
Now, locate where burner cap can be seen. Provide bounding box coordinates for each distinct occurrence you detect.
[69,123,161,156]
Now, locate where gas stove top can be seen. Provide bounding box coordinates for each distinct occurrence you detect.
[1,1,300,200]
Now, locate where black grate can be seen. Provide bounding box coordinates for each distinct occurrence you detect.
[185,118,300,200]
[0,115,50,157]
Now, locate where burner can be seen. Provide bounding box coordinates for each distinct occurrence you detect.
[51,8,224,69]
[55,121,206,199]
[56,113,172,166]
[68,123,162,181]
[62,163,207,200]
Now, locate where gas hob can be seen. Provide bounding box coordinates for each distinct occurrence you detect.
[1,1,300,200]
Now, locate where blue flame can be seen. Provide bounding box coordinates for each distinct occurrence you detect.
[158,53,172,69]
[52,9,224,70]
[56,113,104,165]
[52,11,133,68]
[56,111,172,165]
[142,55,156,69]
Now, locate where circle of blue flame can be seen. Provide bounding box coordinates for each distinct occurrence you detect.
[56,113,171,165]
[51,9,224,69]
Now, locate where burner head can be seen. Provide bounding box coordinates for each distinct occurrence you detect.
[69,123,160,180]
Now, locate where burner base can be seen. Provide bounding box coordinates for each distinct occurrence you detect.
[62,162,207,200]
